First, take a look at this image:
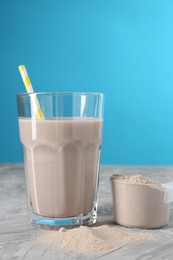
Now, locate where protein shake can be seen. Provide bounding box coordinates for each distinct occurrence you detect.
[19,117,103,218]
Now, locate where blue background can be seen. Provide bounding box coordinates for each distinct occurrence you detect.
[1,0,173,165]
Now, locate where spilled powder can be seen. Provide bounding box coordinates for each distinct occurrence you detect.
[35,224,156,255]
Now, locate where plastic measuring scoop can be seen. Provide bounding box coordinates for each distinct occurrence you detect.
[162,181,173,204]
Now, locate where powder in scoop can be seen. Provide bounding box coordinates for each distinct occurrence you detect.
[110,174,170,228]
[35,224,156,255]
[111,174,161,186]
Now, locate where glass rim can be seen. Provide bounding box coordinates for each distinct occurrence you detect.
[17,91,104,97]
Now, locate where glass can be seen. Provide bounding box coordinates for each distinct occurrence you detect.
[17,92,104,227]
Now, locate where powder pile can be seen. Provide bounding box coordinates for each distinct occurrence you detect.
[111,174,161,186]
[35,224,156,255]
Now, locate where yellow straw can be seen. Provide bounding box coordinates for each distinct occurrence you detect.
[18,65,44,119]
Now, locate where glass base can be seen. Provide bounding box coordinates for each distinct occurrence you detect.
[30,209,97,229]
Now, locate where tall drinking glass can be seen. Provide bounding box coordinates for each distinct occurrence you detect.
[17,92,104,227]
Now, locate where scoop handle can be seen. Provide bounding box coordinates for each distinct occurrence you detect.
[162,182,173,204]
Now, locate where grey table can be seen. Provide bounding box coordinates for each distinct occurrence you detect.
[0,164,173,260]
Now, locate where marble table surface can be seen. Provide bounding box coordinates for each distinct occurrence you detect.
[0,164,173,260]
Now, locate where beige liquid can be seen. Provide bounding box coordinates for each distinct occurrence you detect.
[19,118,102,218]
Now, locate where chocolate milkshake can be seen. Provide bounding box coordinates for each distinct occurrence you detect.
[19,118,103,218]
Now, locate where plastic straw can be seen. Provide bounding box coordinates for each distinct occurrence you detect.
[18,65,44,119]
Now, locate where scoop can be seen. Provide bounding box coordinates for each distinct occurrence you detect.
[110,174,172,229]
[162,181,173,204]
